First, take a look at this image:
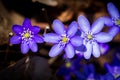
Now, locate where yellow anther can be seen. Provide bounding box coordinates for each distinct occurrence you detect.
[23,32,30,38]
[116,20,120,25]
[87,34,93,40]
[62,37,68,43]
[65,62,71,68]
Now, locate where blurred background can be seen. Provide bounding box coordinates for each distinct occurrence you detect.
[0,0,120,80]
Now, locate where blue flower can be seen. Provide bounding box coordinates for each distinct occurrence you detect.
[100,73,115,80]
[78,15,113,59]
[56,56,83,80]
[75,63,96,80]
[105,63,120,79]
[107,2,120,37]
[44,19,83,58]
[10,18,44,54]
[107,2,120,27]
[99,43,109,55]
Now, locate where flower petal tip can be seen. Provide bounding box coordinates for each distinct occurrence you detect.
[107,2,114,7]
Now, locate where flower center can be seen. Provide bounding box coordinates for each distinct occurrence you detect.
[115,20,120,26]
[87,34,93,40]
[62,37,68,43]
[65,62,71,68]
[113,17,120,26]
[23,32,30,38]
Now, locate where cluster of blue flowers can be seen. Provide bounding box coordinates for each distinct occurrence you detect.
[56,56,120,80]
[9,2,120,80]
[10,2,120,60]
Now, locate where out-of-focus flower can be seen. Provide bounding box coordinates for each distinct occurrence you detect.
[87,63,120,80]
[56,56,82,79]
[100,73,115,80]
[105,63,120,79]
[56,56,84,80]
[77,15,113,59]
[107,2,120,37]
[44,19,83,58]
[75,63,96,80]
[99,43,109,55]
[10,18,44,54]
